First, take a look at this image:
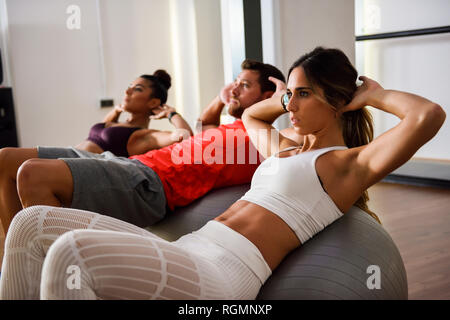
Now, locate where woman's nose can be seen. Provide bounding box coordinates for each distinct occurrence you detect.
[286,99,297,112]
[125,87,132,95]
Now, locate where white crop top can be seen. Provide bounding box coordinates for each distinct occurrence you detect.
[240,146,348,244]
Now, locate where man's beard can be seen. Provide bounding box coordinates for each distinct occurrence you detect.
[227,104,245,119]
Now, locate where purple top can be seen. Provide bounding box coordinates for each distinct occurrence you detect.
[87,123,141,157]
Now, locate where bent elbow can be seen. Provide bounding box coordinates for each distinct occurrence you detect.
[428,103,446,129]
[417,103,447,137]
[241,108,251,125]
[436,103,446,123]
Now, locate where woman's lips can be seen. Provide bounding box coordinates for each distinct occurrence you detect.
[290,117,299,125]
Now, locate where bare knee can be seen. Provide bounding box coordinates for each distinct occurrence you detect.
[16,159,73,207]
[16,159,46,192]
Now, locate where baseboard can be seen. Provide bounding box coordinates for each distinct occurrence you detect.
[382,174,450,189]
[381,158,450,189]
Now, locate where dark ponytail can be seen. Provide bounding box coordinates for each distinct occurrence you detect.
[140,69,172,104]
[289,47,380,224]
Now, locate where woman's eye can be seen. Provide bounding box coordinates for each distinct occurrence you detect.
[299,91,309,97]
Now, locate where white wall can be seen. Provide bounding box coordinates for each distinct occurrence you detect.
[2,0,224,148]
[278,0,356,74]
[194,0,224,117]
[0,0,12,87]
[100,0,174,120]
[355,0,450,161]
[261,0,355,129]
[355,0,450,35]
[6,0,105,147]
[169,0,224,127]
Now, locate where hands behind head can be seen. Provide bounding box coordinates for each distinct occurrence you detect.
[338,76,384,116]
[115,105,125,113]
[219,82,234,105]
[268,76,287,98]
[150,104,177,120]
[220,82,242,108]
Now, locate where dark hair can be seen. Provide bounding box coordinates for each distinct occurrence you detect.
[289,47,380,223]
[140,69,171,104]
[241,59,285,93]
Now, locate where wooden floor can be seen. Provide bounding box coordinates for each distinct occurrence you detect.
[0,181,449,299]
[367,182,450,300]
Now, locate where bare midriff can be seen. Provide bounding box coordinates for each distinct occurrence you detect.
[214,200,301,271]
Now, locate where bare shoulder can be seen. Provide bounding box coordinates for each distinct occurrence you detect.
[316,148,354,174]
[315,147,365,212]
[128,129,158,141]
[127,129,164,156]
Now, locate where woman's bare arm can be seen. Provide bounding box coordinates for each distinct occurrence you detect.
[346,77,446,190]
[102,105,123,123]
[242,77,298,158]
[127,105,193,155]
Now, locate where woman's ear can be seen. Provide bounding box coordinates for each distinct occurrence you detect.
[148,98,162,113]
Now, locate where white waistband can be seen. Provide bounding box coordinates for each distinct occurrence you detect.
[193,220,272,284]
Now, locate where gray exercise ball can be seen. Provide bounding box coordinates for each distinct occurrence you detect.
[148,184,408,300]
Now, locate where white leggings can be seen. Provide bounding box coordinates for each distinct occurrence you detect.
[0,206,270,300]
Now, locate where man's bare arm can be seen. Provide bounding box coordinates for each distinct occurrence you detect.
[197,96,226,132]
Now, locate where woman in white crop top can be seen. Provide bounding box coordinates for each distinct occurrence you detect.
[1,47,445,300]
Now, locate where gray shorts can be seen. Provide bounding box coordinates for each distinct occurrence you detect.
[37,146,167,227]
